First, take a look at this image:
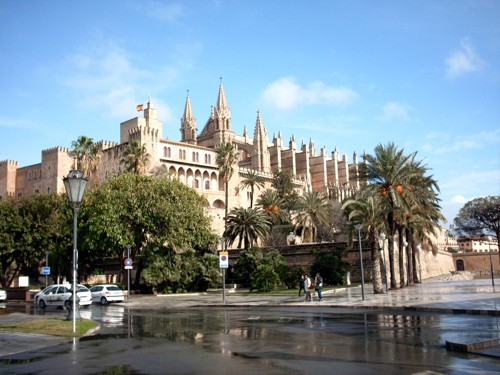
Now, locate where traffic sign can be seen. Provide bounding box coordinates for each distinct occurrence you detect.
[41,266,50,275]
[219,251,228,268]
[124,258,133,269]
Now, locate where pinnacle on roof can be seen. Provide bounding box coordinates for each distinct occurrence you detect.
[216,83,229,112]
[183,94,195,121]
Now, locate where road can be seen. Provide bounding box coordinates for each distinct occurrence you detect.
[1,296,500,374]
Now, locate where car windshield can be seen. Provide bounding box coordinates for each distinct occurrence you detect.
[77,286,89,292]
[107,286,121,291]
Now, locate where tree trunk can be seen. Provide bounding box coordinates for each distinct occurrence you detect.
[405,227,414,286]
[398,225,405,288]
[371,228,384,294]
[388,212,397,289]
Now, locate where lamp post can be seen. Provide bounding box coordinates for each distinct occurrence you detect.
[63,170,88,333]
[355,224,365,301]
[487,236,495,292]
[220,236,226,303]
[379,233,388,292]
[416,244,422,283]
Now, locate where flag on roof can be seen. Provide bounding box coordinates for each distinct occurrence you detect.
[136,104,144,112]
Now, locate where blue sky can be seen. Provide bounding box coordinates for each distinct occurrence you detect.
[1,0,499,227]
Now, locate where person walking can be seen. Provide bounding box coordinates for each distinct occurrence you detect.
[315,272,323,301]
[298,275,305,297]
[304,274,312,302]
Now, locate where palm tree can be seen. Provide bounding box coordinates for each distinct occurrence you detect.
[224,207,271,249]
[121,141,150,175]
[342,189,385,294]
[364,142,417,289]
[294,191,331,243]
[257,188,288,225]
[70,135,99,178]
[216,143,237,229]
[239,170,266,208]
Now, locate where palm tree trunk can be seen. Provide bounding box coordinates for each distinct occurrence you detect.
[398,225,405,288]
[371,228,384,294]
[388,212,397,289]
[224,180,229,229]
[405,227,414,286]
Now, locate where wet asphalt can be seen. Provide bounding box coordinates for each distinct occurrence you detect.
[1,276,500,374]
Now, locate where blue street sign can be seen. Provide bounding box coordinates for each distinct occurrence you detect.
[42,267,50,275]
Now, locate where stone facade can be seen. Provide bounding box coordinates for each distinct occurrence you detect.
[0,84,363,237]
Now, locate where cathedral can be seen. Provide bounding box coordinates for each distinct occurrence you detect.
[0,84,363,237]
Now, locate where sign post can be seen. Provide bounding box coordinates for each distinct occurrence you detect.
[125,244,132,300]
[220,237,228,303]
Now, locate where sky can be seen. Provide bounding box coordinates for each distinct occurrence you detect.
[1,0,499,227]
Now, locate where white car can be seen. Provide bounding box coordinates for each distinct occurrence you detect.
[89,284,125,305]
[0,289,6,301]
[34,284,92,309]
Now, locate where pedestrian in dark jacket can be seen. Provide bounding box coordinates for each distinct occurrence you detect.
[315,272,324,301]
[298,275,305,296]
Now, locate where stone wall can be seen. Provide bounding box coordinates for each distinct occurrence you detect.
[229,242,456,283]
[452,252,500,277]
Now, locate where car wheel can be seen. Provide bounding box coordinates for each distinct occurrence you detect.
[64,300,72,310]
[38,299,46,309]
[101,297,108,305]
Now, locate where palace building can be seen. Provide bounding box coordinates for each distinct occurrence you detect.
[0,84,363,236]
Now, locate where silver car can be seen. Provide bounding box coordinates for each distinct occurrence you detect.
[34,284,92,309]
[89,284,125,305]
[0,289,6,301]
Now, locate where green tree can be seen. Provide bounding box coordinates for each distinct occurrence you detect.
[363,143,417,289]
[70,135,100,178]
[343,189,385,294]
[216,142,237,231]
[239,169,266,208]
[121,141,150,175]
[294,191,331,243]
[257,188,288,225]
[79,174,216,284]
[224,207,271,249]
[0,194,71,287]
[272,170,300,212]
[310,249,350,286]
[451,196,500,255]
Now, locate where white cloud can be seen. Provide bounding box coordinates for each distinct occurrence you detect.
[62,40,179,121]
[433,128,500,154]
[130,2,184,23]
[260,77,357,110]
[445,37,484,79]
[450,195,468,204]
[379,101,411,122]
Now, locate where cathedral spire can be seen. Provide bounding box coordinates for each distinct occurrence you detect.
[252,110,271,172]
[180,92,197,144]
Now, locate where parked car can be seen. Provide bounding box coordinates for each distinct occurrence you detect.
[89,284,125,305]
[0,289,6,301]
[34,284,92,309]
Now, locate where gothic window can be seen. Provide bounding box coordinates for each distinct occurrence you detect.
[167,147,171,157]
[194,179,200,189]
[205,180,210,190]
[164,147,168,157]
[28,172,31,180]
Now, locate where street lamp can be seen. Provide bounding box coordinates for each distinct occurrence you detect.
[416,244,422,283]
[379,233,388,292]
[487,236,495,292]
[355,224,365,301]
[63,170,88,333]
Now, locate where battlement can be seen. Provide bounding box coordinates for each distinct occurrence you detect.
[0,160,19,167]
[129,126,159,136]
[96,140,118,150]
[42,146,69,155]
